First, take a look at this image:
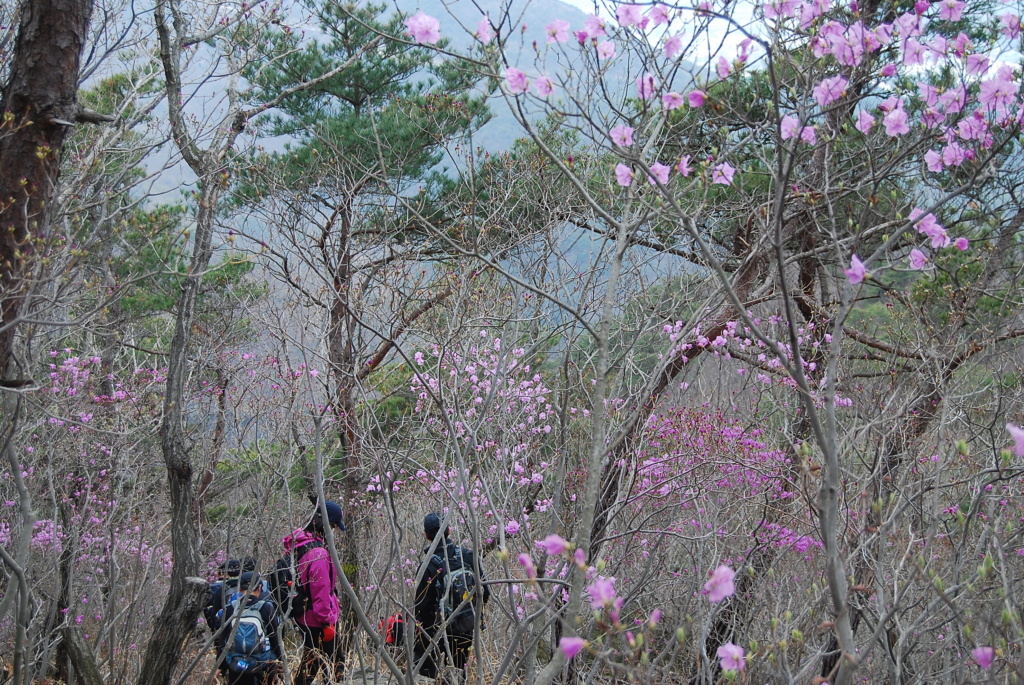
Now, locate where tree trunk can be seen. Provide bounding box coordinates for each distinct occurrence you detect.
[136,187,219,685]
[0,0,93,373]
[329,293,362,656]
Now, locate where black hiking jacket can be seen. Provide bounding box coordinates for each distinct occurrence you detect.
[414,539,490,631]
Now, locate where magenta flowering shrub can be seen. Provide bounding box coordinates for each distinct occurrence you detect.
[0,344,334,674]
[0,352,175,663]
[8,0,1024,679]
[368,0,1024,681]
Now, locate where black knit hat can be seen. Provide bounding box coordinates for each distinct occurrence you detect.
[424,512,449,539]
[238,571,261,591]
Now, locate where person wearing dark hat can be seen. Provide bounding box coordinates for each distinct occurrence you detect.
[281,500,346,685]
[205,559,243,631]
[218,572,283,685]
[413,513,490,681]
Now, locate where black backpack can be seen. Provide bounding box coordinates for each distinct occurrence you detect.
[270,541,322,618]
[432,546,479,635]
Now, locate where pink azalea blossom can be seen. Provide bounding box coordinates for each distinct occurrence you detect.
[649,609,662,626]
[921,108,944,128]
[905,38,929,65]
[610,124,634,147]
[583,14,607,38]
[559,637,586,659]
[649,4,672,25]
[880,63,897,77]
[942,142,968,166]
[966,54,990,77]
[616,4,649,28]
[938,0,965,21]
[916,211,947,234]
[545,19,571,43]
[1000,12,1021,39]
[736,38,754,66]
[845,254,866,284]
[712,163,736,186]
[895,11,922,37]
[915,213,950,248]
[688,89,707,107]
[663,92,685,110]
[979,77,1019,113]
[925,150,943,172]
[939,83,967,114]
[1007,424,1024,457]
[597,41,616,59]
[704,564,736,601]
[909,248,928,270]
[717,642,746,671]
[918,82,938,107]
[928,228,950,249]
[800,126,817,144]
[972,646,995,670]
[928,35,948,58]
[780,115,800,140]
[476,16,493,43]
[636,72,657,100]
[954,236,969,251]
[615,164,633,187]
[505,68,530,94]
[814,75,849,107]
[404,12,441,44]
[648,162,670,185]
[855,109,875,134]
[517,553,537,579]
[678,155,693,176]
[883,107,910,136]
[534,76,555,97]
[764,0,801,19]
[505,519,521,535]
[717,56,733,79]
[536,533,571,555]
[665,34,683,59]
[586,576,617,608]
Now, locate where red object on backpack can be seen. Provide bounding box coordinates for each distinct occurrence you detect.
[381,613,404,645]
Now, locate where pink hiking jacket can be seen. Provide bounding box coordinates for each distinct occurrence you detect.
[282,528,340,627]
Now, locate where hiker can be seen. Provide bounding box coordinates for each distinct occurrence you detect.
[280,501,346,685]
[218,571,282,685]
[413,513,490,681]
[207,557,259,631]
[205,558,242,631]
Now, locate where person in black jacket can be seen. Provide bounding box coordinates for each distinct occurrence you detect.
[413,513,490,680]
[218,572,283,685]
[205,558,241,631]
[206,557,258,632]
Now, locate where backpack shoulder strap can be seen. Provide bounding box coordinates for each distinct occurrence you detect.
[431,553,447,576]
[294,540,324,560]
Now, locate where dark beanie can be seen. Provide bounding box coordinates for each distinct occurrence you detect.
[238,571,261,591]
[424,513,443,539]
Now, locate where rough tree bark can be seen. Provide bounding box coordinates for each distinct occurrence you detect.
[136,1,235,681]
[0,0,95,375]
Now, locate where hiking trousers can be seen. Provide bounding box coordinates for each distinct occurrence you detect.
[226,662,280,685]
[414,624,472,679]
[293,624,344,685]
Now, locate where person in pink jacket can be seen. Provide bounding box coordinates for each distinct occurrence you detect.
[282,501,345,685]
